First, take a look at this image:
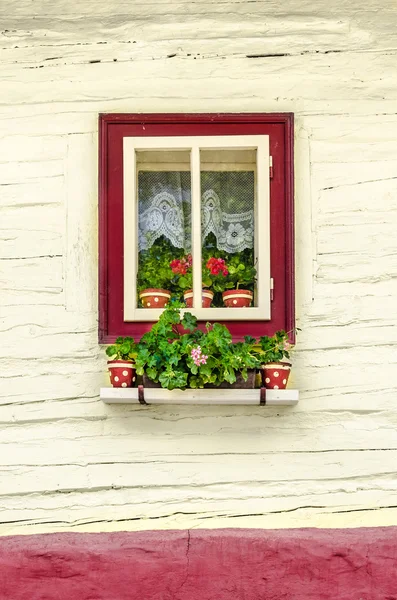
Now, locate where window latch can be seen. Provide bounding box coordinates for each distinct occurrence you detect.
[269,156,274,179]
[270,277,274,301]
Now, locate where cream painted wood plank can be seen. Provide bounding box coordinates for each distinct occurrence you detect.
[0,230,62,260]
[317,224,397,257]
[0,257,63,297]
[0,331,98,360]
[0,160,63,184]
[0,374,102,405]
[316,254,397,284]
[0,134,66,163]
[3,416,397,467]
[303,296,397,326]
[3,504,397,536]
[0,176,64,207]
[0,304,96,332]
[297,325,397,350]
[4,455,397,497]
[2,54,397,109]
[3,410,397,454]
[317,181,397,216]
[312,162,397,192]
[0,389,395,427]
[2,484,397,535]
[1,447,397,481]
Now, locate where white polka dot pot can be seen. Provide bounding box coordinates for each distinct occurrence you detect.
[107,360,136,388]
[139,288,171,308]
[261,362,291,390]
[222,289,253,308]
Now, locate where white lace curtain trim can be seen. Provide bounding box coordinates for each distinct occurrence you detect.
[138,189,254,253]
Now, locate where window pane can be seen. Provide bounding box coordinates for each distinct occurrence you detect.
[200,148,257,309]
[136,150,192,308]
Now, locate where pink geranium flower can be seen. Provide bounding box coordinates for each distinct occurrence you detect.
[191,346,208,366]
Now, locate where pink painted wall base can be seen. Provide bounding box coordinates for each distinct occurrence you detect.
[0,528,397,599]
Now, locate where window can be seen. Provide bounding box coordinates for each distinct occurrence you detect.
[99,113,294,342]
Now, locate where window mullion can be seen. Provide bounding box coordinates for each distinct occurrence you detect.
[191,146,202,309]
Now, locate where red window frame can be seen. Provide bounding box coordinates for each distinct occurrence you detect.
[99,113,295,343]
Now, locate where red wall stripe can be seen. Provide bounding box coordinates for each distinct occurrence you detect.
[1,528,397,599]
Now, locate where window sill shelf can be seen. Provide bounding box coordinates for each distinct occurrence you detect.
[100,387,299,406]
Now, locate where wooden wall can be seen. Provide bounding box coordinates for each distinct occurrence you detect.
[1,0,397,535]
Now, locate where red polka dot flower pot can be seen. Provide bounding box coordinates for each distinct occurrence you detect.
[105,336,137,388]
[222,289,253,308]
[184,289,214,308]
[261,362,291,390]
[108,360,137,388]
[139,288,171,308]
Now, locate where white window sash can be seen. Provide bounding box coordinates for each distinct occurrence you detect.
[123,135,270,321]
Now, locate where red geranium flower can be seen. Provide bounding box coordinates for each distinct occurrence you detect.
[206,257,228,277]
[170,255,192,275]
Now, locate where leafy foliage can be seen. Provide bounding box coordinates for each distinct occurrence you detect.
[137,234,257,306]
[222,254,257,291]
[137,236,184,296]
[170,254,193,291]
[106,337,137,361]
[134,303,262,390]
[202,233,257,302]
[257,330,291,364]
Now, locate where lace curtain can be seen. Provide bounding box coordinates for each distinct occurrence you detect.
[138,171,254,254]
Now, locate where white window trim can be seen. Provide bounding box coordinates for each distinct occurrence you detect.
[123,135,270,322]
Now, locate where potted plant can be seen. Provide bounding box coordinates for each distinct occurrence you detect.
[137,239,176,308]
[219,254,257,308]
[134,303,261,390]
[106,336,137,387]
[257,330,292,390]
[171,254,214,308]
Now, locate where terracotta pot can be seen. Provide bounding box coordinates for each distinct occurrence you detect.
[139,288,171,308]
[222,289,253,308]
[261,362,291,390]
[184,289,214,308]
[108,360,136,388]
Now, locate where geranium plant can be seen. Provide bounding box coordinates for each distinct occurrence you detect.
[137,238,178,293]
[170,254,193,291]
[105,307,297,391]
[258,330,291,364]
[134,303,261,390]
[203,257,229,290]
[106,336,137,361]
[203,253,257,308]
[257,329,296,390]
[222,254,257,291]
[106,336,137,388]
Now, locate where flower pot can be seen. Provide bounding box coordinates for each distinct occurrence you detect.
[222,289,253,308]
[184,289,214,308]
[139,288,171,308]
[108,360,136,388]
[142,369,257,389]
[207,369,257,389]
[261,362,291,390]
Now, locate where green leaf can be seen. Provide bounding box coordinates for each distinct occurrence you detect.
[181,312,197,332]
[146,367,158,381]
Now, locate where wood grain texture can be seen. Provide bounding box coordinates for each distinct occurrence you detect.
[1,0,397,535]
